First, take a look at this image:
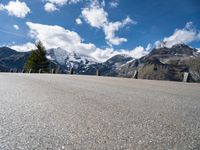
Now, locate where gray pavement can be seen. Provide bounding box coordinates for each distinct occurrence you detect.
[0,73,200,150]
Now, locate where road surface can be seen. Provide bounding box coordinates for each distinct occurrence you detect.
[0,73,200,150]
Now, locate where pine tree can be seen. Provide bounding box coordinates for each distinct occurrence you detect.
[24,41,50,73]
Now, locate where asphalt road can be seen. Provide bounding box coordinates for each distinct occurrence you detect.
[0,73,200,150]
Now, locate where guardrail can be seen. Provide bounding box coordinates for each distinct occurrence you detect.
[0,68,191,82]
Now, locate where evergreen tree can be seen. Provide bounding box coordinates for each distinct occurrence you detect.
[24,41,49,73]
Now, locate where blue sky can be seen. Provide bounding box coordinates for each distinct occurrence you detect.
[0,0,200,61]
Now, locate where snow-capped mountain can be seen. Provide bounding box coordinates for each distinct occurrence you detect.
[46,47,135,75]
[46,48,99,73]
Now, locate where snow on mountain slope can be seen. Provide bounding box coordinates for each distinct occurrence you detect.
[46,48,71,65]
[46,48,98,73]
[46,47,98,70]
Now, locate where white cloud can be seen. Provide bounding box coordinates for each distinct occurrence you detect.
[156,22,200,48]
[103,17,134,46]
[109,0,119,8]
[81,4,108,29]
[26,22,96,55]
[10,42,36,52]
[0,0,31,18]
[42,0,81,12]
[44,3,58,12]
[129,46,148,59]
[90,48,118,62]
[81,1,136,46]
[91,45,148,62]
[43,0,80,11]
[45,0,80,6]
[13,25,19,30]
[75,18,82,25]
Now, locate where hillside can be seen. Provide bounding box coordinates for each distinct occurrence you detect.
[118,44,200,82]
[0,47,30,71]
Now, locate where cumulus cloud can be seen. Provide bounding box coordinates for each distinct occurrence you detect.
[91,45,149,62]
[81,4,108,29]
[103,17,134,46]
[0,0,30,18]
[75,18,82,25]
[90,48,119,62]
[26,22,96,55]
[44,3,58,12]
[13,25,19,30]
[10,42,36,52]
[43,0,80,12]
[81,0,136,46]
[129,46,148,59]
[156,22,200,48]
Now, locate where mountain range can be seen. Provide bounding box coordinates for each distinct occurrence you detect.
[118,44,200,82]
[0,47,30,72]
[0,44,199,82]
